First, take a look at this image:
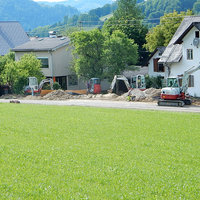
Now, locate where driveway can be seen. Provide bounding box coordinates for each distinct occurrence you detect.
[1,99,200,113]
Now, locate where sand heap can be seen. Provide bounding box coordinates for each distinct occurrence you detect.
[42,90,75,100]
[121,88,161,101]
[42,90,120,101]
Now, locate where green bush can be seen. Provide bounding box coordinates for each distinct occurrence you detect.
[53,82,61,90]
[145,75,163,89]
[42,84,51,90]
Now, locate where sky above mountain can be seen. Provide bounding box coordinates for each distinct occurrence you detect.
[34,0,65,2]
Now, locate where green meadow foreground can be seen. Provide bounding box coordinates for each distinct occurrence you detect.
[0,104,199,199]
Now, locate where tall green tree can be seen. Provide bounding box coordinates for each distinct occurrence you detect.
[144,10,193,52]
[70,29,105,79]
[103,0,148,65]
[104,31,138,77]
[0,52,15,77]
[70,29,138,80]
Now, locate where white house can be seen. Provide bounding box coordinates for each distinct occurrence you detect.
[147,47,166,78]
[159,16,200,97]
[12,37,86,90]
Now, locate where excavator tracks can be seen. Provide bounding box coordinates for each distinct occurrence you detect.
[157,99,185,107]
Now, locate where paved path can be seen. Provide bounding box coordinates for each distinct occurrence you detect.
[1,99,200,113]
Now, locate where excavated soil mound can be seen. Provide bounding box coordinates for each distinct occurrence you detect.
[43,90,74,100]
[42,90,120,101]
[121,88,161,102]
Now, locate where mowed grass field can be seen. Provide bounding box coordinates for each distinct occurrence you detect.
[0,103,200,199]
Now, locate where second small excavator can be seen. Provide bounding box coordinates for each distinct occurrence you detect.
[158,65,200,107]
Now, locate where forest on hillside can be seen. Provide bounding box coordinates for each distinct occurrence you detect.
[1,0,200,34]
[0,0,79,30]
[139,0,198,19]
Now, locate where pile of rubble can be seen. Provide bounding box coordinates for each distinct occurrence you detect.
[0,94,26,99]
[0,88,162,102]
[41,90,120,101]
[40,88,161,102]
[42,90,75,100]
[119,88,161,102]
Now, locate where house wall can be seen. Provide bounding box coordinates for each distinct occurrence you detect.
[15,47,83,90]
[15,51,53,77]
[52,45,73,76]
[170,26,200,97]
[148,51,165,77]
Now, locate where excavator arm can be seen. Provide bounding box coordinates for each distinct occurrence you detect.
[39,78,53,90]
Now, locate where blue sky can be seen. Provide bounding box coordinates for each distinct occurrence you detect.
[33,0,68,2]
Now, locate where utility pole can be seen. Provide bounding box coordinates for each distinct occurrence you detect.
[78,21,83,31]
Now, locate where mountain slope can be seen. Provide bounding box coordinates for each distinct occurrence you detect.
[0,0,79,30]
[139,0,196,19]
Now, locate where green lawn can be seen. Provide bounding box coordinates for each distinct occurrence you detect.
[0,104,200,199]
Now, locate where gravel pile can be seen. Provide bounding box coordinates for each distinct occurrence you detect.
[0,94,25,99]
[42,90,74,100]
[41,90,120,101]
[0,88,161,102]
[122,88,161,101]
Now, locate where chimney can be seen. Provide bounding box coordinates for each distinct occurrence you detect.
[49,31,57,38]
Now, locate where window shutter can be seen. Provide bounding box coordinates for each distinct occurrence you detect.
[153,58,158,72]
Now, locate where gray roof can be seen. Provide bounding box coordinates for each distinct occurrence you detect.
[12,37,70,52]
[159,16,200,64]
[147,46,166,62]
[0,21,30,56]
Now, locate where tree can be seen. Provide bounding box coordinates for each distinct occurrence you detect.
[0,52,15,84]
[70,29,138,80]
[70,29,105,79]
[139,0,195,19]
[144,10,193,52]
[104,31,138,77]
[0,53,44,93]
[193,0,200,14]
[102,0,148,65]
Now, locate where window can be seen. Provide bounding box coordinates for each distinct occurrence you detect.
[153,58,164,72]
[187,49,193,60]
[167,78,179,87]
[55,76,67,90]
[68,75,78,86]
[188,75,194,87]
[158,64,165,72]
[37,57,49,68]
[195,31,199,38]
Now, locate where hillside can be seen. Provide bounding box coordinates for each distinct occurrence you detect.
[0,0,79,30]
[37,0,114,12]
[139,0,197,19]
[30,2,117,37]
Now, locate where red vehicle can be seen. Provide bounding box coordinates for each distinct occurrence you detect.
[89,78,101,94]
[158,65,200,107]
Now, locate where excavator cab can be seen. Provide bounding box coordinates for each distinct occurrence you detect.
[167,77,179,87]
[131,75,146,90]
[89,78,101,94]
[24,77,39,94]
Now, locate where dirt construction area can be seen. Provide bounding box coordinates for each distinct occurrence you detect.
[1,88,200,112]
[1,88,200,105]
[0,88,162,101]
